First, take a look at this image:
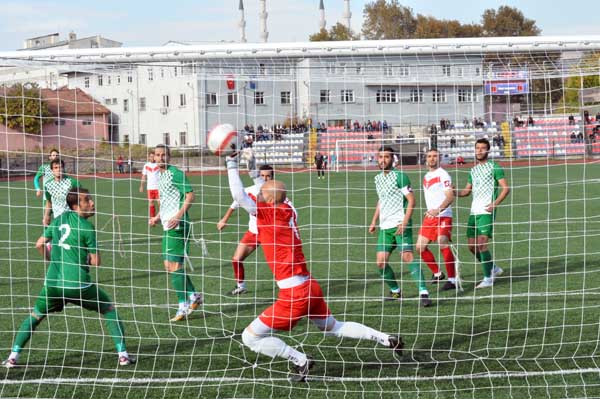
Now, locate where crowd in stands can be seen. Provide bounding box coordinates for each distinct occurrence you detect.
[315,120,390,133]
[243,123,309,142]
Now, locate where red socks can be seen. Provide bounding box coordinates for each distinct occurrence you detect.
[149,205,156,218]
[232,260,245,283]
[441,247,456,278]
[420,249,440,274]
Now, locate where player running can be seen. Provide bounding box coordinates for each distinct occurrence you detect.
[458,138,510,288]
[217,164,275,295]
[33,148,60,198]
[415,149,457,290]
[369,146,432,307]
[149,144,203,321]
[139,151,160,218]
[43,158,81,226]
[226,151,404,382]
[3,188,135,369]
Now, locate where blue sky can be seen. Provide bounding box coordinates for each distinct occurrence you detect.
[1,0,598,51]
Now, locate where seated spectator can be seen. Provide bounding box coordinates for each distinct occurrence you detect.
[569,115,575,125]
[596,112,600,122]
[456,155,465,165]
[463,117,469,127]
[382,120,389,132]
[577,131,584,143]
[570,131,577,143]
[440,119,446,131]
[528,116,534,126]
[584,110,591,124]
[367,133,375,141]
[450,136,456,148]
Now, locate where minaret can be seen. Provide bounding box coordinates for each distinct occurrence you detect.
[343,0,351,31]
[238,0,247,43]
[259,0,268,43]
[319,0,326,31]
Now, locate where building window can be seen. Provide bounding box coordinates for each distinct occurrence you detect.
[326,63,336,74]
[383,64,394,77]
[84,77,90,88]
[127,72,133,83]
[206,93,218,106]
[162,95,170,108]
[320,90,330,104]
[259,63,266,75]
[410,89,424,103]
[174,67,178,77]
[160,68,165,79]
[163,133,170,146]
[112,98,118,105]
[458,88,478,103]
[227,92,239,105]
[398,65,409,77]
[106,75,112,86]
[139,97,146,111]
[116,75,121,85]
[376,89,397,103]
[355,63,363,75]
[123,99,129,112]
[180,93,186,107]
[456,67,464,78]
[442,65,451,77]
[475,67,481,77]
[123,135,129,144]
[98,75,103,86]
[54,119,66,126]
[254,91,265,105]
[104,98,110,105]
[341,89,354,103]
[82,120,92,126]
[179,132,187,146]
[280,91,291,105]
[139,134,146,145]
[148,68,154,81]
[432,89,447,103]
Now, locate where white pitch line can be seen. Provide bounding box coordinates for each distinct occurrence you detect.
[1,368,600,385]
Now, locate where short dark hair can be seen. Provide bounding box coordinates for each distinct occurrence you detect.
[66,188,90,210]
[49,148,59,155]
[475,138,491,151]
[259,164,274,178]
[378,146,395,154]
[155,144,170,156]
[49,158,65,168]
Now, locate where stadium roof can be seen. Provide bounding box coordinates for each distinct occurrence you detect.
[0,36,600,64]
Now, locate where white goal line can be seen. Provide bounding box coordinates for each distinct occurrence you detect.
[2,367,600,385]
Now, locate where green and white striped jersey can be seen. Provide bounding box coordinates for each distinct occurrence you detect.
[468,161,505,215]
[375,170,412,229]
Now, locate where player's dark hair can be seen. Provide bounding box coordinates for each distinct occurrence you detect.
[475,138,491,151]
[259,164,274,178]
[67,188,90,210]
[49,148,59,155]
[155,144,170,156]
[49,158,65,169]
[378,146,395,154]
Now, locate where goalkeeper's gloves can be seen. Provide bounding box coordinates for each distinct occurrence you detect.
[225,147,239,170]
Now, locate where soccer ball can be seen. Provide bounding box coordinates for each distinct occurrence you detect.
[207,124,238,155]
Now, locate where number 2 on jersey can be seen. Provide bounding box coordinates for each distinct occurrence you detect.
[58,224,71,250]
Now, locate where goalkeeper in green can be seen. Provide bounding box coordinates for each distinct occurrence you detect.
[3,188,135,369]
[457,138,510,288]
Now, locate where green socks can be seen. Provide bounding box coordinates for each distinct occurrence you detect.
[12,315,43,352]
[103,308,127,352]
[379,265,400,292]
[170,269,196,303]
[408,260,428,292]
[479,251,494,278]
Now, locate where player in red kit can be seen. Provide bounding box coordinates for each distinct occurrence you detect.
[415,149,457,290]
[226,151,404,382]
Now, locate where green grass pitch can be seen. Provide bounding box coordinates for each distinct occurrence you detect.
[1,161,600,398]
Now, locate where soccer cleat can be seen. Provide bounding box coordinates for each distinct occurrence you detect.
[476,279,494,289]
[230,286,248,296]
[2,358,17,369]
[441,281,457,291]
[388,336,404,356]
[431,272,446,284]
[492,265,504,278]
[387,291,402,301]
[170,308,188,322]
[420,294,433,307]
[119,355,136,366]
[289,356,315,383]
[188,293,204,311]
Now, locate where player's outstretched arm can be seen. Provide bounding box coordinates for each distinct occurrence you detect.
[217,207,236,231]
[457,183,472,198]
[226,154,256,215]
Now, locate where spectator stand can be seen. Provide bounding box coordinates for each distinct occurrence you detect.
[436,122,501,164]
[251,132,306,166]
[512,116,587,158]
[318,126,384,166]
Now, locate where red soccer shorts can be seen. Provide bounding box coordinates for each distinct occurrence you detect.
[147,189,159,200]
[240,230,260,249]
[418,216,453,242]
[259,278,331,331]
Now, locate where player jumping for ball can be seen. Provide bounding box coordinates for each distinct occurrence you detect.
[225,150,404,382]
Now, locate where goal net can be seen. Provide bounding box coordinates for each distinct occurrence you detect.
[1,38,600,398]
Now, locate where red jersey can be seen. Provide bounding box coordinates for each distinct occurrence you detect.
[255,200,310,281]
